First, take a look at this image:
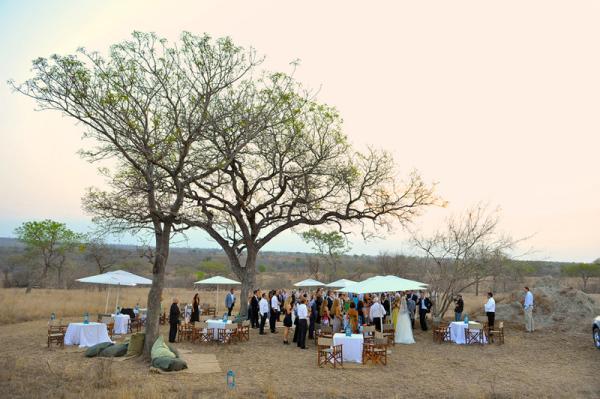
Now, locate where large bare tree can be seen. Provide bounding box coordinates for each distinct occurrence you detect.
[413,205,517,319]
[11,32,272,357]
[179,91,440,316]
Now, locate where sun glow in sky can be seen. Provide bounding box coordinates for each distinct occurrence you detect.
[0,0,598,261]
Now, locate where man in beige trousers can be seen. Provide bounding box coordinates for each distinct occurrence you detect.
[523,287,534,332]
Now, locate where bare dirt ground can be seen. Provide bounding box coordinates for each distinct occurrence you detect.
[1,299,598,399]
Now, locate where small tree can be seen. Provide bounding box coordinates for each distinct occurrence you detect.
[561,263,600,291]
[306,256,321,280]
[258,264,267,273]
[413,205,518,318]
[14,220,82,291]
[301,228,350,280]
[84,235,120,274]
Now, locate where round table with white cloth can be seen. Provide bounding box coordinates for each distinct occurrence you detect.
[206,319,233,340]
[333,333,364,363]
[64,322,112,348]
[449,321,488,344]
[112,314,130,334]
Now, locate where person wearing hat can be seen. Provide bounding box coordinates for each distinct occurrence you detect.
[454,294,464,321]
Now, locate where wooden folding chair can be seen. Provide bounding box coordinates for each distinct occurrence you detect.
[217,327,234,344]
[363,337,388,366]
[192,321,213,344]
[380,325,395,346]
[101,316,115,339]
[362,325,376,344]
[236,320,250,342]
[317,337,343,368]
[177,322,193,342]
[466,322,484,345]
[129,315,142,333]
[319,325,333,338]
[433,322,450,344]
[488,321,504,344]
[47,320,66,348]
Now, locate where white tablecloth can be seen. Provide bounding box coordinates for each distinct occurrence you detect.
[206,319,233,339]
[333,333,364,363]
[449,321,488,344]
[64,322,112,348]
[113,314,130,334]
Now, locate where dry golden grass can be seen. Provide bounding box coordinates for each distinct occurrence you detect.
[0,287,232,325]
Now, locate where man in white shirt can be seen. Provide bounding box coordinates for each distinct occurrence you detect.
[523,286,535,332]
[296,297,309,349]
[270,290,280,333]
[369,296,387,332]
[484,292,496,330]
[259,293,269,335]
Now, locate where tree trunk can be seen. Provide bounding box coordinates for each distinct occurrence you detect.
[143,224,171,359]
[238,250,257,318]
[475,277,480,297]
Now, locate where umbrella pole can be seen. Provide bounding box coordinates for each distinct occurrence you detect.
[115,284,121,313]
[105,286,110,314]
[216,285,219,315]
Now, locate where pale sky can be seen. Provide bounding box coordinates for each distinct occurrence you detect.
[0,0,598,262]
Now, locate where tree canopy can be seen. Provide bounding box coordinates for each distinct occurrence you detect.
[14,220,82,290]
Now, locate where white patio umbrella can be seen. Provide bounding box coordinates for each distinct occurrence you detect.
[293,278,326,287]
[336,275,427,294]
[326,278,356,288]
[77,270,152,313]
[193,276,241,315]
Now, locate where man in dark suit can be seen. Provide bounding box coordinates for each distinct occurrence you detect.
[168,297,181,343]
[250,290,260,328]
[416,291,432,331]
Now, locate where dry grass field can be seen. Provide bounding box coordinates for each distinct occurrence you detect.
[0,288,598,399]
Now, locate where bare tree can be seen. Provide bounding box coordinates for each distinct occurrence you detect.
[11,32,262,357]
[306,256,321,280]
[413,205,518,319]
[84,236,120,274]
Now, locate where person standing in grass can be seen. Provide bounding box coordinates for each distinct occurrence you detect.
[282,296,293,344]
[454,294,464,322]
[168,297,180,343]
[484,292,496,330]
[190,293,200,323]
[225,288,236,317]
[296,297,309,349]
[259,293,269,335]
[331,298,343,333]
[523,287,535,332]
[369,296,387,332]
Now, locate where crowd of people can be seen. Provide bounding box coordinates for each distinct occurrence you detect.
[166,285,535,344]
[243,288,436,348]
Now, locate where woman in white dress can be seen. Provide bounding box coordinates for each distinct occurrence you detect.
[395,296,415,344]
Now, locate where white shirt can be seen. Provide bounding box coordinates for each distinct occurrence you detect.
[259,298,269,315]
[297,303,308,319]
[420,298,427,310]
[271,295,280,311]
[484,297,496,313]
[369,302,387,320]
[524,291,534,308]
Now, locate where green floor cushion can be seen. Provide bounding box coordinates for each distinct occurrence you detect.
[166,343,180,358]
[151,356,188,372]
[151,335,175,360]
[85,342,113,358]
[99,343,128,357]
[126,332,145,357]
